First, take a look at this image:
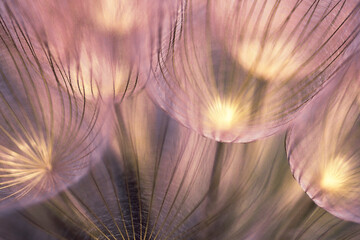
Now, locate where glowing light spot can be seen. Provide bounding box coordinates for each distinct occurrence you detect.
[320,157,352,193]
[207,98,246,130]
[321,170,345,191]
[93,0,139,34]
[237,39,301,82]
[70,46,128,99]
[0,136,56,200]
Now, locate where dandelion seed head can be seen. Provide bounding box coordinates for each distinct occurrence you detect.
[0,0,359,238]
[287,66,360,223]
[0,135,60,201]
[4,0,155,102]
[237,39,301,82]
[70,45,129,100]
[150,0,360,143]
[0,12,103,209]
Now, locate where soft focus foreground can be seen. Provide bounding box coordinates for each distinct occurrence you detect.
[0,0,359,240]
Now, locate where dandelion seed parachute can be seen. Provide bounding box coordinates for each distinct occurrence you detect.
[0,10,103,211]
[148,0,360,142]
[0,91,306,239]
[110,91,218,239]
[4,0,181,103]
[0,91,217,239]
[2,95,351,239]
[286,58,360,223]
[0,90,359,239]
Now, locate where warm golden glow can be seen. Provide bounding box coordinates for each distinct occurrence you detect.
[206,98,248,130]
[92,0,140,34]
[237,39,300,82]
[320,157,352,193]
[0,136,56,200]
[70,46,128,99]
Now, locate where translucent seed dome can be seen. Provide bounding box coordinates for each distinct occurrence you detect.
[148,0,360,142]
[0,15,103,211]
[4,0,180,102]
[286,61,360,223]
